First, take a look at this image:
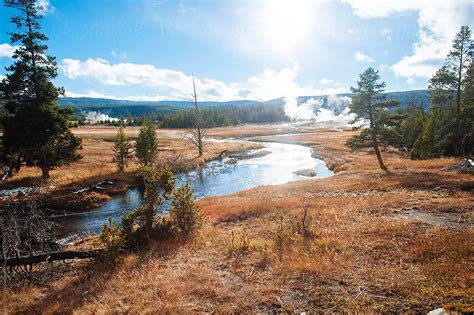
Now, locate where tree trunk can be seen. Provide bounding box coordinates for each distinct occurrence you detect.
[192,76,203,157]
[368,105,387,172]
[0,249,99,267]
[145,204,154,240]
[371,131,387,171]
[41,165,50,181]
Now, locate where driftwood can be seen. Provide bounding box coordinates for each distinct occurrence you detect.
[73,180,115,194]
[1,249,100,267]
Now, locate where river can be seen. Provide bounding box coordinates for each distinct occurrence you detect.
[56,140,333,242]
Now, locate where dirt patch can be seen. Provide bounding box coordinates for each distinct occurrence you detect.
[392,208,472,229]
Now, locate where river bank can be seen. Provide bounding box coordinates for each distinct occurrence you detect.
[0,125,265,211]
[3,124,473,313]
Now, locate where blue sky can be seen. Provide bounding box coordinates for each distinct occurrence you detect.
[0,0,472,101]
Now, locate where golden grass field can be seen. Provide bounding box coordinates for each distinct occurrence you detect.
[2,124,473,313]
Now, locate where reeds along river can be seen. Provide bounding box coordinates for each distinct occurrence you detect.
[56,141,333,243]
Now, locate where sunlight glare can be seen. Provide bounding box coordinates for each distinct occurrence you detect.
[260,0,314,56]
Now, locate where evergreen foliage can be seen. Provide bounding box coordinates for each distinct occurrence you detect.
[412,25,473,158]
[135,118,158,167]
[346,67,400,171]
[396,96,426,152]
[160,104,289,128]
[112,125,133,172]
[0,0,82,180]
[170,183,202,239]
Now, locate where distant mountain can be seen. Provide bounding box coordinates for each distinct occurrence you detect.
[58,97,266,118]
[59,89,430,118]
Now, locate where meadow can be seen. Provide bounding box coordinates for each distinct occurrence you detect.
[2,124,472,313]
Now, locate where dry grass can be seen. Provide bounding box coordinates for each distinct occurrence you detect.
[1,124,473,313]
[0,125,261,210]
[0,126,261,189]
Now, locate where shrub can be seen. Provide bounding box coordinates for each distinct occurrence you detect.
[228,228,250,253]
[97,218,124,265]
[170,183,202,239]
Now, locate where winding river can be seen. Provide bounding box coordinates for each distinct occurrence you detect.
[56,140,333,242]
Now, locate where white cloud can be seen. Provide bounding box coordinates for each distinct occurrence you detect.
[64,90,172,101]
[347,29,356,34]
[319,78,334,85]
[343,0,473,79]
[110,50,127,59]
[379,64,389,70]
[61,58,349,101]
[353,51,374,63]
[36,0,54,14]
[381,28,392,40]
[406,78,416,85]
[0,74,6,81]
[0,43,18,58]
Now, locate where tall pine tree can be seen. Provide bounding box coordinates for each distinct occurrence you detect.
[447,25,473,116]
[346,67,400,171]
[0,0,81,180]
[459,61,474,155]
[413,25,473,158]
[447,26,473,155]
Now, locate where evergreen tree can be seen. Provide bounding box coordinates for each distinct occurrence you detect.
[170,183,202,239]
[135,118,158,167]
[112,125,133,172]
[0,0,81,180]
[141,166,174,239]
[431,25,473,156]
[397,96,426,152]
[411,109,444,159]
[346,67,400,171]
[413,25,473,159]
[460,61,474,155]
[446,25,473,115]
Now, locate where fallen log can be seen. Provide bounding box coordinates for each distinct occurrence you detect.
[0,249,101,267]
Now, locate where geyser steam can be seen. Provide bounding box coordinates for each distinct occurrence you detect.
[283,94,357,126]
[83,111,120,124]
[283,95,321,120]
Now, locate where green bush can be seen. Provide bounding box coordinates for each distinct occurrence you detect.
[170,183,202,239]
[97,218,124,265]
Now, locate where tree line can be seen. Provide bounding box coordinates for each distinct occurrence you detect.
[160,104,290,128]
[347,25,473,170]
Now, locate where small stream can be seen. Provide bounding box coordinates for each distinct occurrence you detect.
[55,140,333,242]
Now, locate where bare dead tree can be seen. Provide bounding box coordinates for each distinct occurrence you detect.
[0,193,59,273]
[188,75,206,157]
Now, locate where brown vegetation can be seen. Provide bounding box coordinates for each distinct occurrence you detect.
[0,126,261,210]
[1,124,473,313]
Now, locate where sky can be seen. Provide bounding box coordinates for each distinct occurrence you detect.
[0,0,472,102]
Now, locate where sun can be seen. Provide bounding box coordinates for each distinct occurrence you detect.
[259,0,314,56]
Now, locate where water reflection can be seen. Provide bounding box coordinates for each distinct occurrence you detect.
[56,142,333,241]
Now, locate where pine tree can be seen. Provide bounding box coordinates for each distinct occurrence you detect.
[171,183,202,239]
[0,0,82,180]
[397,96,426,152]
[112,126,133,172]
[411,109,444,159]
[135,118,158,167]
[460,61,474,155]
[443,26,473,155]
[346,67,400,171]
[142,167,174,239]
[447,25,473,116]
